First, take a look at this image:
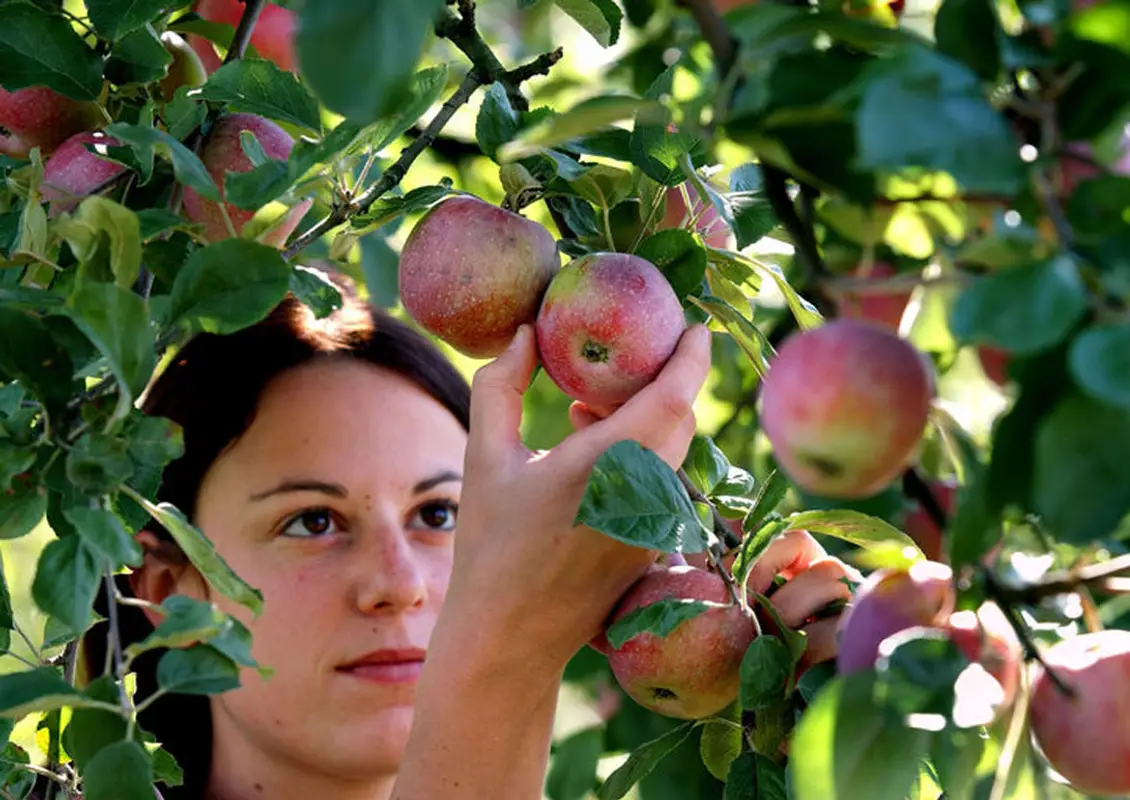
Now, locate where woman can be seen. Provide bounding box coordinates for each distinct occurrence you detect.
[79,286,854,799]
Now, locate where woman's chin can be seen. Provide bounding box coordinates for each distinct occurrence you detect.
[326,704,417,771]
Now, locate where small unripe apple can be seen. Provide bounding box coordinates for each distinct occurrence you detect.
[40,131,126,216]
[535,252,686,410]
[398,195,561,359]
[759,319,933,499]
[1030,630,1130,796]
[977,345,1011,388]
[836,560,955,675]
[593,565,757,719]
[182,113,306,246]
[834,262,910,333]
[0,85,103,159]
[159,31,208,101]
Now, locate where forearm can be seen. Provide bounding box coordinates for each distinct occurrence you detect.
[392,633,563,799]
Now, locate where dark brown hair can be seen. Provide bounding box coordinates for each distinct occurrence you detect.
[81,287,471,800]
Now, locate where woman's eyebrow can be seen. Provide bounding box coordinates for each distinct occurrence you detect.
[249,479,349,501]
[413,471,462,494]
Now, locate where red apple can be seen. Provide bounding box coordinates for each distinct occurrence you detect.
[40,131,126,217]
[182,112,308,247]
[834,262,910,333]
[535,252,686,410]
[398,195,561,359]
[193,0,296,72]
[759,319,933,499]
[944,602,1022,714]
[836,560,955,675]
[1030,630,1130,796]
[0,85,102,159]
[593,565,757,719]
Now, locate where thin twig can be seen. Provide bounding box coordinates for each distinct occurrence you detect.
[435,2,529,110]
[902,467,949,531]
[103,571,137,733]
[223,0,265,63]
[992,552,1130,605]
[282,71,483,259]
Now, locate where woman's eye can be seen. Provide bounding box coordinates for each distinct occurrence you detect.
[281,508,339,538]
[412,501,458,531]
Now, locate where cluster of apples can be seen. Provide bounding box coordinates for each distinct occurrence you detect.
[1,0,308,248]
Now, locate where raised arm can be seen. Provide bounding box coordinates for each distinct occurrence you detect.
[390,323,712,799]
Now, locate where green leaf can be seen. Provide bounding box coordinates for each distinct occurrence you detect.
[0,2,103,100]
[596,722,696,800]
[747,593,808,673]
[137,209,190,242]
[224,158,293,210]
[164,87,207,141]
[290,265,344,319]
[350,184,454,230]
[129,493,263,616]
[740,636,791,710]
[555,0,623,46]
[728,191,778,250]
[787,671,932,800]
[874,629,968,720]
[0,478,45,540]
[748,259,823,330]
[0,307,76,416]
[0,668,85,718]
[64,506,143,570]
[105,122,220,200]
[31,535,101,633]
[786,509,923,557]
[733,518,789,589]
[1034,392,1130,544]
[295,0,446,125]
[61,677,130,772]
[700,712,743,782]
[606,597,726,650]
[151,742,184,787]
[546,727,602,800]
[55,196,143,289]
[199,58,322,131]
[568,164,634,212]
[687,295,773,375]
[502,95,661,162]
[854,45,1025,195]
[86,0,179,41]
[576,440,709,554]
[630,66,707,186]
[934,0,1002,82]
[66,432,134,495]
[930,727,985,799]
[682,435,730,496]
[636,230,708,304]
[950,257,1089,354]
[124,414,184,470]
[366,64,450,154]
[126,595,226,658]
[476,82,520,161]
[742,469,789,535]
[42,608,103,650]
[1068,323,1130,410]
[168,239,292,335]
[83,740,154,800]
[105,25,173,86]
[65,283,156,422]
[157,644,241,695]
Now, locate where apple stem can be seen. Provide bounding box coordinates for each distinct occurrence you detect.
[983,570,1078,700]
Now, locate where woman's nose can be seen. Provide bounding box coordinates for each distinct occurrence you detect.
[352,521,429,614]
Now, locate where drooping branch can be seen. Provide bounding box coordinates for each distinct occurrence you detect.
[678,0,737,79]
[282,26,562,260]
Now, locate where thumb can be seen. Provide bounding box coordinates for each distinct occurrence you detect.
[467,325,538,466]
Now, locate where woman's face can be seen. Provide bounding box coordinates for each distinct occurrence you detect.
[170,357,467,785]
